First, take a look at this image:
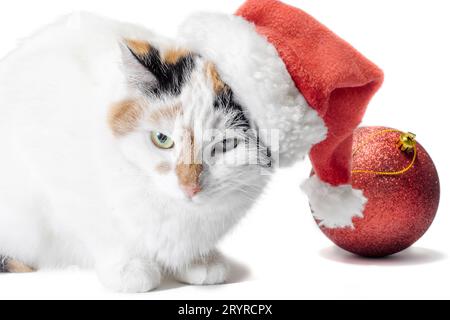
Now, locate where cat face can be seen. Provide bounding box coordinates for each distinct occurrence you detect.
[109,39,271,203]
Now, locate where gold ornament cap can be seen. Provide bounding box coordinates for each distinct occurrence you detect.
[398,132,416,152]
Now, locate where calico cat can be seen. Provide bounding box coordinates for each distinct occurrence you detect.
[0,13,274,292]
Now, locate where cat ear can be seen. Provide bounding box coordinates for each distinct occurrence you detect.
[119,39,158,90]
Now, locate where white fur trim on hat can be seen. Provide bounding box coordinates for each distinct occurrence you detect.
[178,13,327,167]
[301,175,367,229]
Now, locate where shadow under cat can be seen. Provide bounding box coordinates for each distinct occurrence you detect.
[157,257,251,292]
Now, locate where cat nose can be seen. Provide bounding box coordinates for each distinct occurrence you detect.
[181,184,202,198]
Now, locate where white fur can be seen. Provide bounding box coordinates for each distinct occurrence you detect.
[0,13,271,292]
[301,176,367,229]
[178,13,327,167]
[175,250,229,285]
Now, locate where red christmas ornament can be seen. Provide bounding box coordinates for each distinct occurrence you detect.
[316,126,440,257]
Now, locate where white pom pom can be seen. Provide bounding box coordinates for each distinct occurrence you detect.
[301,175,367,229]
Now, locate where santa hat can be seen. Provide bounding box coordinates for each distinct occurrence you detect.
[178,0,383,228]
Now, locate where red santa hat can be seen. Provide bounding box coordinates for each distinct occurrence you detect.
[178,0,383,228]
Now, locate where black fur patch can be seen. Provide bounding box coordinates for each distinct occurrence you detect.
[213,87,250,130]
[0,256,9,272]
[129,47,196,97]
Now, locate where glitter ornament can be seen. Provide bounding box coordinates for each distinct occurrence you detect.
[315,126,440,257]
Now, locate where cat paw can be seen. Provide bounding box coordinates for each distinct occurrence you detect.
[175,252,229,285]
[96,258,161,293]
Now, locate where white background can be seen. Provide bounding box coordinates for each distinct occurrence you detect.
[0,0,449,300]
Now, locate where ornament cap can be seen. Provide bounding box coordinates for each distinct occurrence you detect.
[398,132,416,152]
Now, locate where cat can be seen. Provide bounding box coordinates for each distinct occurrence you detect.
[0,8,328,292]
[0,13,276,292]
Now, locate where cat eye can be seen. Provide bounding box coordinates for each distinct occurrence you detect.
[223,138,239,151]
[211,138,239,157]
[150,131,174,149]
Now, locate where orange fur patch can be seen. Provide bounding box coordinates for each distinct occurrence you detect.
[6,259,34,273]
[108,100,143,136]
[176,163,203,187]
[149,104,182,123]
[126,39,151,56]
[163,48,190,65]
[176,129,203,186]
[206,62,226,93]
